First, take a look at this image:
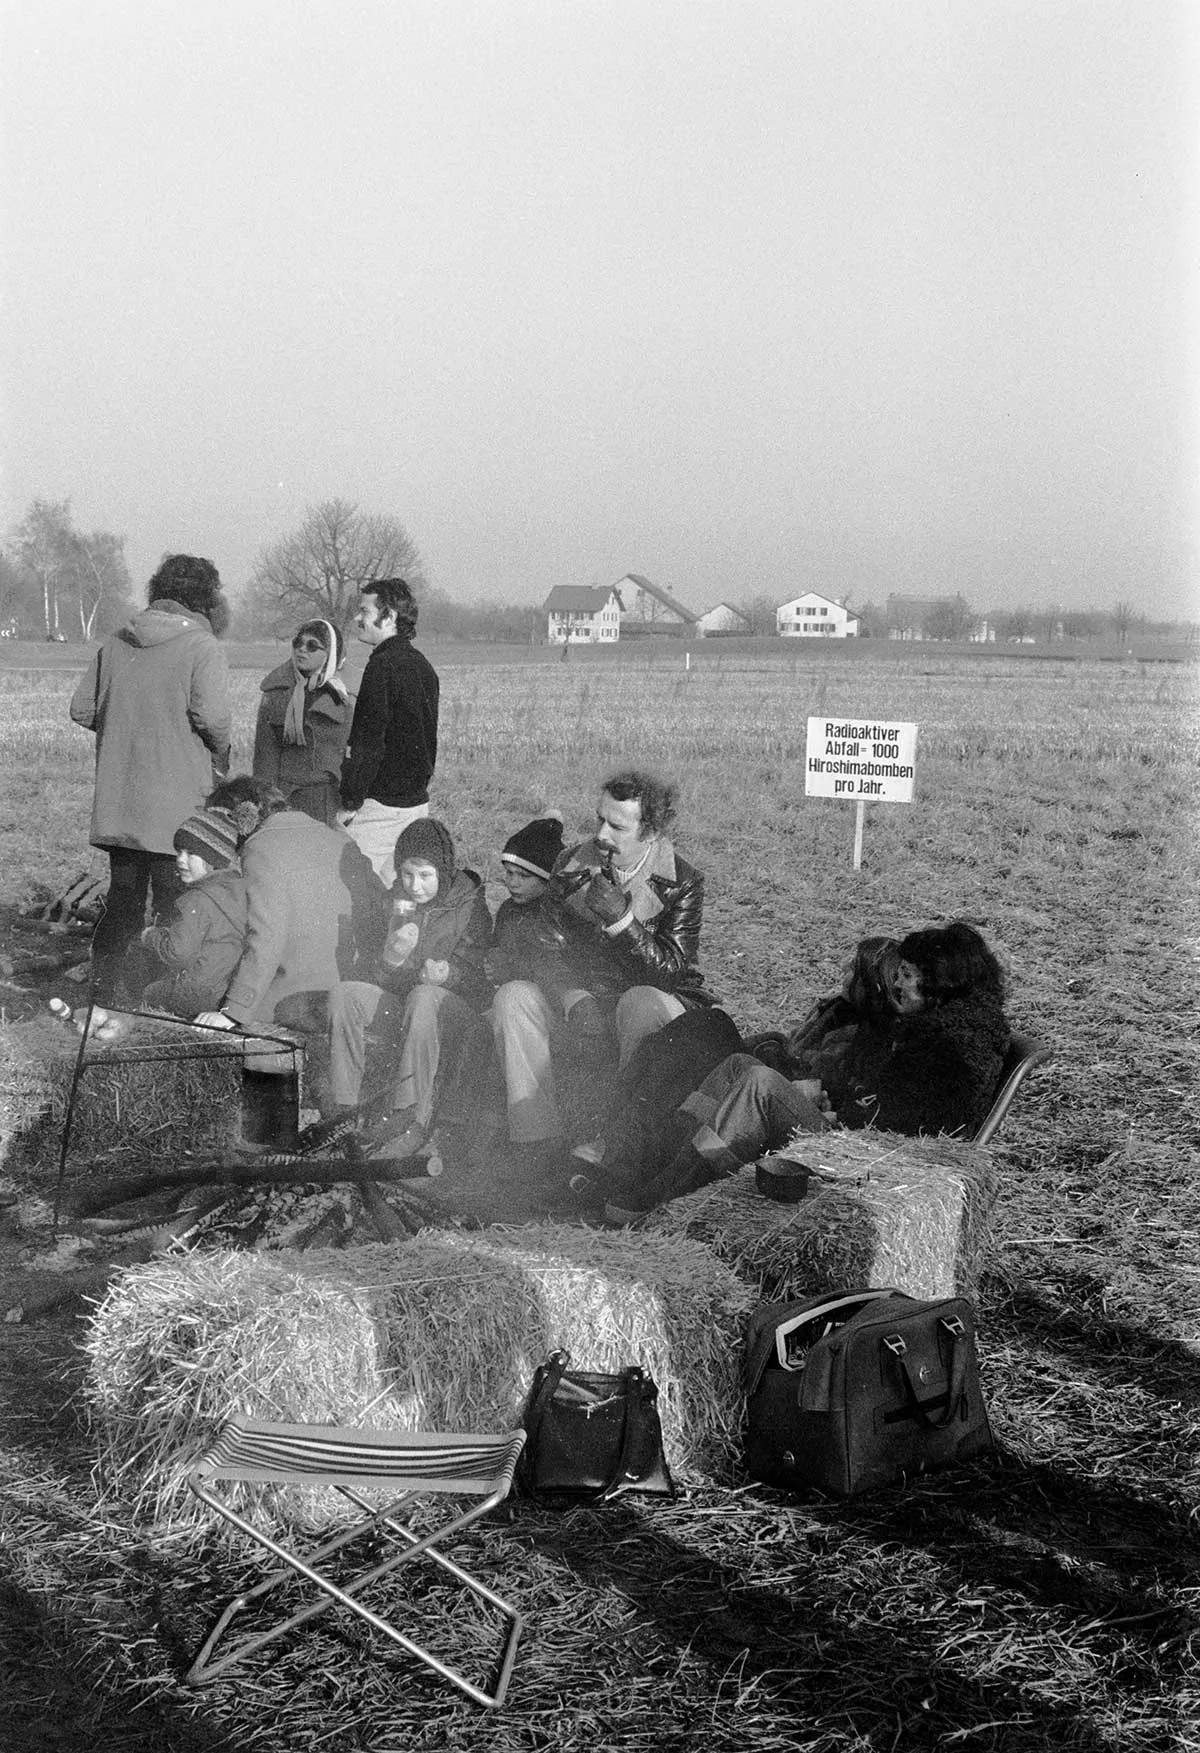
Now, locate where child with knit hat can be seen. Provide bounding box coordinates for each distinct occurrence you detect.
[486,811,607,1038]
[139,807,249,1019]
[327,816,492,1157]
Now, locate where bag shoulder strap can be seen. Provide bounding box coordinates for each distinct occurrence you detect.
[521,1349,570,1455]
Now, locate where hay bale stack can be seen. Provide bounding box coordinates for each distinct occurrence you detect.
[303,1226,754,1485]
[83,1250,388,1533]
[84,1225,753,1535]
[644,1130,997,1304]
[0,1014,254,1177]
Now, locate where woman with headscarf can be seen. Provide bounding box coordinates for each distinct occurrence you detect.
[252,619,351,826]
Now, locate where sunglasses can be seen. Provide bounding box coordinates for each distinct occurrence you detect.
[292,637,327,654]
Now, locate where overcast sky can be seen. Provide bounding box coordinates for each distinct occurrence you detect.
[1,1,1195,619]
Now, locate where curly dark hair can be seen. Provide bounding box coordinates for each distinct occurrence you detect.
[147,554,229,634]
[601,770,679,838]
[897,922,1005,1008]
[361,577,417,638]
[206,773,288,841]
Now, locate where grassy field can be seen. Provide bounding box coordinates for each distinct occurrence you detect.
[0,647,1198,1751]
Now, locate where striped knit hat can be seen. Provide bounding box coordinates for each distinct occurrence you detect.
[173,807,240,871]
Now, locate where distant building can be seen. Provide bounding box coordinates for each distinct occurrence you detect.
[614,573,698,634]
[543,585,622,644]
[696,602,752,636]
[776,592,859,638]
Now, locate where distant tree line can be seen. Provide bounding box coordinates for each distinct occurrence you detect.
[4,492,1192,647]
[2,499,134,640]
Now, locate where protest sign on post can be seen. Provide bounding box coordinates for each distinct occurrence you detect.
[805,716,918,868]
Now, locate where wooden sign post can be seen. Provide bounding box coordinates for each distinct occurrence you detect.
[805,716,919,869]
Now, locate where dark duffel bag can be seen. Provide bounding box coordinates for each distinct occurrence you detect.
[744,1287,994,1498]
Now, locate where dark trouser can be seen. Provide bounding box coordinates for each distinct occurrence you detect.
[633,1052,831,1211]
[92,848,183,1003]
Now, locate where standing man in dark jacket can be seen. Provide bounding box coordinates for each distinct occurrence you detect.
[337,577,439,888]
[69,553,232,1004]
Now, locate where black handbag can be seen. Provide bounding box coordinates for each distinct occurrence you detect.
[744,1288,994,1498]
[517,1350,676,1503]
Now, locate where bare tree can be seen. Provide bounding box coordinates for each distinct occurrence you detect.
[248,499,426,633]
[1110,600,1135,647]
[921,595,975,641]
[9,498,76,637]
[737,593,782,635]
[998,604,1036,642]
[74,529,133,638]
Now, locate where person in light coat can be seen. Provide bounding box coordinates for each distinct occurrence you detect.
[69,554,232,1004]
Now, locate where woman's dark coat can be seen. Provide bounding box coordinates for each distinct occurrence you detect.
[252,662,352,826]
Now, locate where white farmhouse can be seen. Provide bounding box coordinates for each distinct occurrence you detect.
[543,585,622,644]
[776,592,859,638]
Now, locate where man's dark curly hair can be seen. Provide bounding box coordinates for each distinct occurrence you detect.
[206,774,287,842]
[147,554,229,635]
[898,921,1005,1008]
[362,576,417,638]
[601,770,678,839]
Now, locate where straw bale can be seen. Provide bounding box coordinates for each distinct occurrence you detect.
[82,1250,388,1533]
[83,1225,754,1537]
[1,1015,249,1176]
[643,1130,997,1304]
[298,1224,755,1484]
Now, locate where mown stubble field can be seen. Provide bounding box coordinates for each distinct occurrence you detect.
[0,642,1197,1753]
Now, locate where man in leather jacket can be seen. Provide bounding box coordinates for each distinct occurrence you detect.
[490,769,713,1172]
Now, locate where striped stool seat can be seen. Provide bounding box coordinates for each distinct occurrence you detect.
[186,1414,527,1709]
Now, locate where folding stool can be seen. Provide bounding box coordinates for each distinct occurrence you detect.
[186,1415,527,1708]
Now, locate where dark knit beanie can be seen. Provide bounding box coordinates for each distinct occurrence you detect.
[173,807,239,871]
[394,817,456,895]
[502,811,564,881]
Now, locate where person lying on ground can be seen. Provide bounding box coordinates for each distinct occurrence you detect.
[591,921,1011,1222]
[489,769,715,1179]
[138,807,247,1019]
[253,619,352,827]
[325,817,491,1159]
[192,776,387,1036]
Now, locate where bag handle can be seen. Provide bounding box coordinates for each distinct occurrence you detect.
[771,1289,903,1370]
[522,1348,571,1458]
[890,1315,971,1429]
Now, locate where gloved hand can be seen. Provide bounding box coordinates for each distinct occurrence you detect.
[584,866,630,926]
[193,1011,238,1031]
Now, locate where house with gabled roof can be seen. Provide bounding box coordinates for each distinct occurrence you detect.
[614,573,698,634]
[776,591,859,638]
[543,584,622,644]
[696,602,752,636]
